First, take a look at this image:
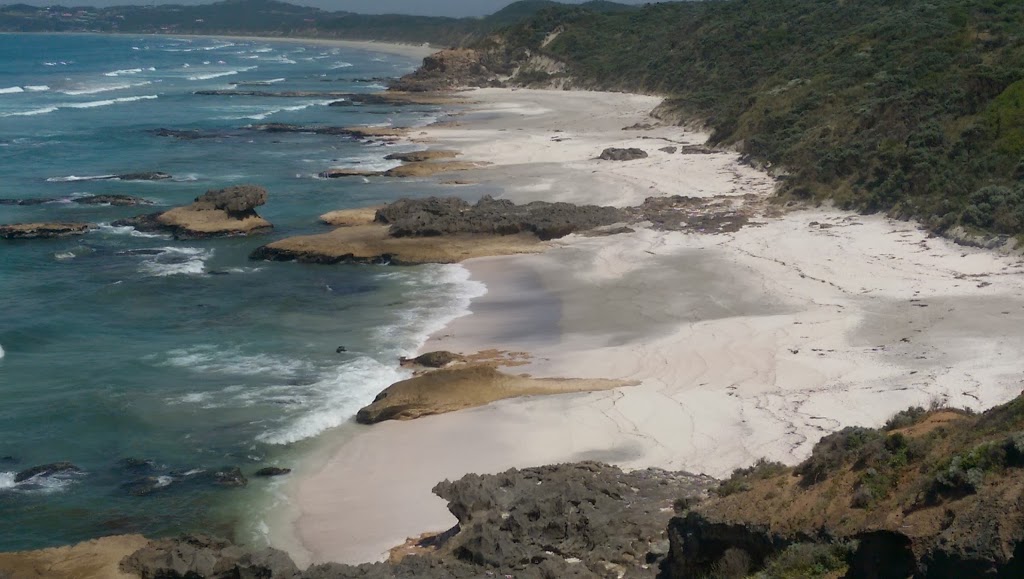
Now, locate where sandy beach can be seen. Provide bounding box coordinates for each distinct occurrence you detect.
[271,88,1024,567]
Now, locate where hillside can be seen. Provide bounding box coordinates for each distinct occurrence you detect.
[667,394,1024,576]
[0,0,635,46]
[475,0,1024,241]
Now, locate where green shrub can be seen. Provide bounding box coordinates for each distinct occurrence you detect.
[884,407,928,431]
[715,458,788,497]
[756,542,855,579]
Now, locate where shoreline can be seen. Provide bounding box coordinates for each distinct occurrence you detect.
[271,87,1024,567]
[2,31,440,59]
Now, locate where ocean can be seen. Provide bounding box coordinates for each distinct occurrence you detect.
[0,33,483,551]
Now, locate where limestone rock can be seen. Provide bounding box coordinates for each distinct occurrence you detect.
[113,185,272,240]
[0,223,91,240]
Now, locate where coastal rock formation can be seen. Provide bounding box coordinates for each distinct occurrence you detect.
[117,463,714,579]
[14,462,81,483]
[355,365,629,424]
[114,172,172,181]
[0,223,91,240]
[664,396,1024,577]
[319,160,476,179]
[0,195,150,206]
[252,197,627,265]
[319,207,381,227]
[113,185,272,240]
[119,535,298,579]
[598,147,649,161]
[388,48,504,92]
[0,535,149,579]
[376,195,628,240]
[319,168,380,179]
[254,467,291,477]
[383,150,459,163]
[400,350,464,368]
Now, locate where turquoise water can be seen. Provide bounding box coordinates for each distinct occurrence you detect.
[0,33,482,551]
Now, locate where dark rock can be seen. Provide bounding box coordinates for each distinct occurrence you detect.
[336,346,348,353]
[122,476,170,497]
[213,467,247,487]
[192,185,267,214]
[73,194,151,206]
[116,172,172,181]
[1,456,18,464]
[118,457,155,472]
[0,198,51,205]
[659,146,678,154]
[404,351,463,368]
[0,223,91,240]
[254,467,292,477]
[14,461,81,483]
[376,195,628,241]
[389,48,505,92]
[120,535,299,579]
[598,147,649,161]
[149,128,224,140]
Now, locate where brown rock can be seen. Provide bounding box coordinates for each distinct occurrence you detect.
[0,535,148,579]
[355,365,632,424]
[113,185,272,240]
[0,223,91,240]
[383,150,460,163]
[320,207,382,227]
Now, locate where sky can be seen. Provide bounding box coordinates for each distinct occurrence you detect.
[17,0,658,18]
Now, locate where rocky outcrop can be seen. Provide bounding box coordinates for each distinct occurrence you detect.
[0,535,149,579]
[117,463,714,579]
[252,196,628,266]
[389,49,505,92]
[0,195,149,206]
[254,467,291,477]
[0,223,91,240]
[383,150,459,163]
[376,195,628,241]
[598,147,649,161]
[114,185,272,240]
[14,462,81,483]
[114,172,172,181]
[355,365,629,424]
[400,351,464,368]
[319,160,477,179]
[119,535,299,579]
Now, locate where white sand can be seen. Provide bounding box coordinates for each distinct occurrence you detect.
[274,88,1024,567]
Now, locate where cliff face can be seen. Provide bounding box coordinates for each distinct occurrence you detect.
[663,397,1024,578]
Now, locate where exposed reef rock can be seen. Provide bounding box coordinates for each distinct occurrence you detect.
[400,350,465,369]
[14,462,81,483]
[319,207,381,227]
[665,396,1024,577]
[598,147,649,161]
[114,185,272,240]
[355,365,630,424]
[0,535,149,579]
[252,196,628,266]
[254,467,292,477]
[0,194,150,207]
[319,159,476,179]
[0,223,91,240]
[119,535,299,579]
[115,463,714,579]
[113,172,172,181]
[383,150,459,163]
[376,195,628,240]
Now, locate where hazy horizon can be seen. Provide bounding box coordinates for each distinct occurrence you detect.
[6,0,661,17]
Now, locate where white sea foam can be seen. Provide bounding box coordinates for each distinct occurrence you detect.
[329,61,353,69]
[61,81,151,95]
[163,345,316,378]
[0,472,14,489]
[187,65,257,81]
[257,357,410,445]
[0,86,25,94]
[0,344,5,360]
[64,95,158,109]
[155,476,174,488]
[0,106,58,117]
[104,68,143,77]
[46,174,116,182]
[24,85,50,92]
[137,247,213,277]
[94,223,169,239]
[237,100,333,121]
[54,251,76,260]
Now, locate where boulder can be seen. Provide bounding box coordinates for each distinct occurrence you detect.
[119,535,299,579]
[319,168,381,179]
[115,172,172,181]
[113,185,272,240]
[403,351,464,368]
[212,467,247,487]
[0,223,90,240]
[0,198,50,206]
[73,194,151,206]
[14,461,81,483]
[599,147,649,161]
[659,146,678,154]
[254,467,292,477]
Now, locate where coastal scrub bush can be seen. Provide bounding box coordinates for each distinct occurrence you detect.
[796,427,883,486]
[884,407,928,431]
[755,541,854,579]
[715,458,788,497]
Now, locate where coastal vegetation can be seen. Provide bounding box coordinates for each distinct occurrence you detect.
[482,0,1024,238]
